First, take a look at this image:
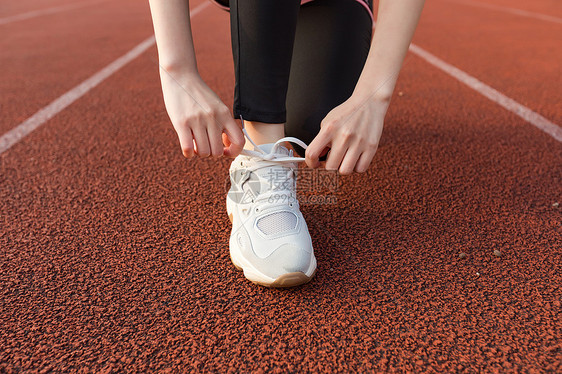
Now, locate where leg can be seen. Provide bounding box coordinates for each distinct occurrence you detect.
[230,0,301,147]
[285,0,373,158]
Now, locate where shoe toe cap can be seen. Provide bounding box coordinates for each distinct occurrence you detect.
[261,243,313,279]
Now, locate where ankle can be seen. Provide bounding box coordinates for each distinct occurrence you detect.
[244,121,285,149]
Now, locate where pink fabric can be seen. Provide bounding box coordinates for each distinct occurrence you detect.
[208,0,374,23]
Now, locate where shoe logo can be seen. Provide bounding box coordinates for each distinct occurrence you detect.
[226,170,262,205]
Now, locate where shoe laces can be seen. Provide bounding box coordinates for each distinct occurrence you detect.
[238,116,308,164]
[236,116,310,205]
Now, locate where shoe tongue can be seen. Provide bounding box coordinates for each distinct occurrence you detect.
[243,143,294,198]
[255,142,290,156]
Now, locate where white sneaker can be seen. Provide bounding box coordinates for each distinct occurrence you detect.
[226,129,316,287]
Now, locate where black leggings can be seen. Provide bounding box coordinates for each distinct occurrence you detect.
[229,0,373,155]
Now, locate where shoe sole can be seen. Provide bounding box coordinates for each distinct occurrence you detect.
[232,261,316,288]
[228,213,316,288]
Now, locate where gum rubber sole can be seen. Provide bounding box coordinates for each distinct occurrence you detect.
[234,264,316,288]
[231,251,316,288]
[268,269,316,288]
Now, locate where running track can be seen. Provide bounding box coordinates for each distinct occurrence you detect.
[1,0,561,371]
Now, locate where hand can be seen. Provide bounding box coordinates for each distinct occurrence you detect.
[159,68,245,158]
[305,94,389,175]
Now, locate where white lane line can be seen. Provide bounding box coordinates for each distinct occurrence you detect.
[408,44,562,142]
[0,2,210,155]
[0,36,154,155]
[445,0,562,25]
[0,0,107,26]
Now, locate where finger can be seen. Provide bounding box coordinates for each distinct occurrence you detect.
[338,144,362,175]
[222,118,245,158]
[354,145,378,173]
[206,122,224,158]
[191,125,211,157]
[175,126,194,158]
[222,132,231,148]
[222,130,244,158]
[305,127,332,169]
[324,136,349,171]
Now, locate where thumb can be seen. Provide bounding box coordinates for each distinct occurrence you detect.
[222,119,245,158]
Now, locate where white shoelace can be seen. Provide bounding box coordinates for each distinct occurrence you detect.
[238,116,308,164]
[236,116,309,204]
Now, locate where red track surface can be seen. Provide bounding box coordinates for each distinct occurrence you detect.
[1,0,561,372]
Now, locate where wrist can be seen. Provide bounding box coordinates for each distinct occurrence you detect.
[352,85,393,108]
[159,59,199,79]
[353,79,395,105]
